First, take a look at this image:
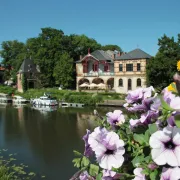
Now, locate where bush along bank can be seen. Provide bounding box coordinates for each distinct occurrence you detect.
[15,89,124,106]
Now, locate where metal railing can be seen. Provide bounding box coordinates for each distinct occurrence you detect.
[84,72,114,77]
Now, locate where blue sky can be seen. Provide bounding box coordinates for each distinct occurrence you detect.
[0,0,179,57]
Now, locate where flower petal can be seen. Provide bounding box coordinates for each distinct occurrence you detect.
[151,147,166,165]
[172,126,180,145]
[149,131,167,149]
[174,146,180,166]
[170,167,180,180]
[164,149,179,167]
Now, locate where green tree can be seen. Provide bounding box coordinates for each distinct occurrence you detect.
[146,34,180,90]
[0,40,26,81]
[101,44,122,52]
[53,53,74,89]
[70,34,101,60]
[30,27,65,87]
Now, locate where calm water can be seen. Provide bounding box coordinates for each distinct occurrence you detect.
[0,104,117,179]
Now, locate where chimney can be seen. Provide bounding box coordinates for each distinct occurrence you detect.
[113,54,116,59]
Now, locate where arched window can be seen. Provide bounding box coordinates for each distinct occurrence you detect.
[128,79,132,90]
[137,78,141,86]
[119,79,123,86]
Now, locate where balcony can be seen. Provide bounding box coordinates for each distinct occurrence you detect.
[84,72,114,77]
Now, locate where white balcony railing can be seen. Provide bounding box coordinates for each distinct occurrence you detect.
[84,72,114,77]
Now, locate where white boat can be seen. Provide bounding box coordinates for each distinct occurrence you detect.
[32,104,58,112]
[0,93,12,103]
[12,95,28,104]
[32,94,58,106]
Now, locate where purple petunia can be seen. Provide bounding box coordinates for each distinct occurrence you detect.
[106,110,125,127]
[79,171,94,180]
[88,127,125,170]
[160,167,180,180]
[129,97,161,128]
[132,168,146,180]
[82,129,93,157]
[125,88,144,104]
[149,126,180,166]
[102,170,121,180]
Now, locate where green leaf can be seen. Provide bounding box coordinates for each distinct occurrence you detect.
[133,134,147,145]
[148,124,158,135]
[144,156,151,163]
[81,156,90,167]
[89,164,99,176]
[73,150,82,157]
[132,155,144,167]
[96,173,102,180]
[72,158,81,168]
[144,130,150,142]
[175,115,180,127]
[28,172,35,176]
[150,170,158,180]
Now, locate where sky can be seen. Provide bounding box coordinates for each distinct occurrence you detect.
[0,0,180,58]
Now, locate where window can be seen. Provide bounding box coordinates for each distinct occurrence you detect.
[128,79,132,90]
[104,64,109,72]
[126,64,133,71]
[92,64,98,71]
[119,79,123,86]
[119,64,123,71]
[137,63,141,71]
[137,78,141,86]
[83,64,87,73]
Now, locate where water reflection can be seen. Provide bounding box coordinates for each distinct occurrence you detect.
[31,105,58,113]
[0,105,118,179]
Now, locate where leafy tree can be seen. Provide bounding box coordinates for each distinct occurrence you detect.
[0,27,121,88]
[70,34,101,60]
[101,44,122,52]
[0,40,26,81]
[146,34,180,90]
[31,27,65,87]
[53,53,74,89]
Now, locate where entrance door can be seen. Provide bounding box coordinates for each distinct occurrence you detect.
[28,81,34,89]
[128,79,132,90]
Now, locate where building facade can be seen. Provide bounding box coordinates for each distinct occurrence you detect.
[76,48,151,93]
[76,50,115,90]
[114,48,151,93]
[17,59,40,92]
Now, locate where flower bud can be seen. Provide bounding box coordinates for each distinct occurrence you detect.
[148,163,158,170]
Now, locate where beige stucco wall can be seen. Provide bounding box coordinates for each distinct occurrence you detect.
[17,73,23,93]
[114,75,146,93]
[76,63,83,76]
[114,59,147,75]
[113,59,147,93]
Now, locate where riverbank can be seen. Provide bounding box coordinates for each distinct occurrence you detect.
[0,85,126,106]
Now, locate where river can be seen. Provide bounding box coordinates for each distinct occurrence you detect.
[0,103,119,179]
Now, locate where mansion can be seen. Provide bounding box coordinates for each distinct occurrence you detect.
[76,48,151,93]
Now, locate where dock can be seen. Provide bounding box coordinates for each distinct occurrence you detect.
[97,100,125,107]
[59,102,84,108]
